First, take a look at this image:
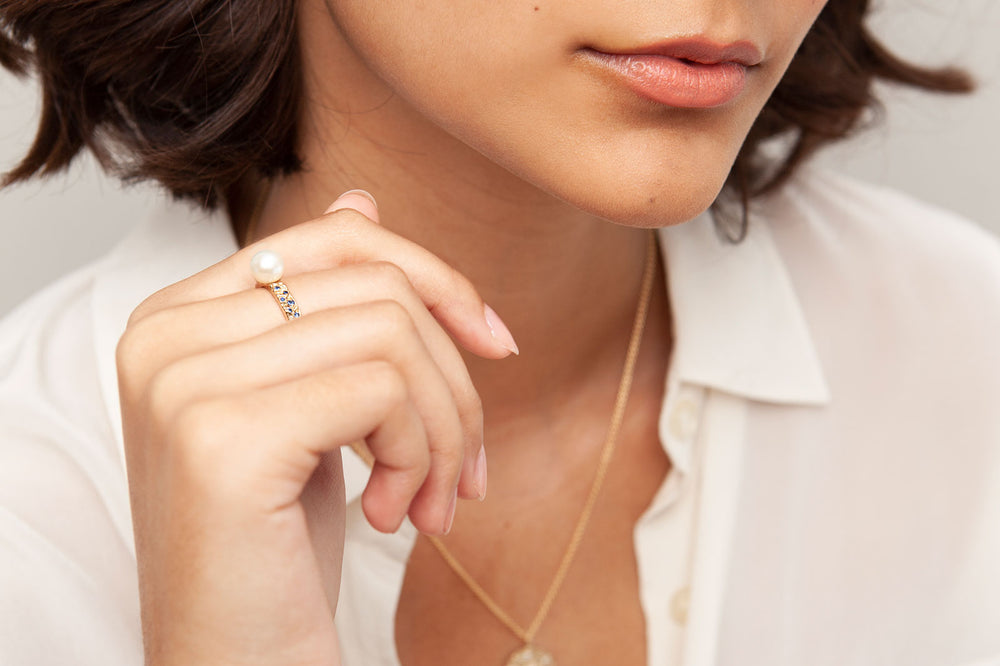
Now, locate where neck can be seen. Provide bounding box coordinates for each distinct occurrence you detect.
[245,6,673,433]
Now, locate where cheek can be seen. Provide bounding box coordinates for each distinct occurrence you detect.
[323,2,537,111]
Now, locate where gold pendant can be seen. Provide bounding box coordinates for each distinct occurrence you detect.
[506,644,555,666]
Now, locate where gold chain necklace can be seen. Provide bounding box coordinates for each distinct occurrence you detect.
[427,229,658,666]
[244,185,659,665]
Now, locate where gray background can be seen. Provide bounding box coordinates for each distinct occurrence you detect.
[0,0,998,316]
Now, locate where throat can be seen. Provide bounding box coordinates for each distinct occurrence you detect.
[394,272,672,664]
[394,394,670,666]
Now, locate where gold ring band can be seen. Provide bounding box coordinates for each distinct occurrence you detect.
[260,281,301,320]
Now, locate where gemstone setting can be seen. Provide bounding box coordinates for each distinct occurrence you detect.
[261,280,301,320]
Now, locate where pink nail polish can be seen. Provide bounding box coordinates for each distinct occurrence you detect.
[325,189,379,215]
[443,490,458,534]
[338,189,378,208]
[474,447,488,501]
[484,304,519,356]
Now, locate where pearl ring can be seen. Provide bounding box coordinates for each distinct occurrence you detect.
[251,249,301,320]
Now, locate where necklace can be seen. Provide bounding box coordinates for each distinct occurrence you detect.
[244,185,659,664]
[426,228,658,666]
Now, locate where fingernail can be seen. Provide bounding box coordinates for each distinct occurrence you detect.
[474,447,488,501]
[443,489,458,534]
[337,189,378,208]
[483,304,519,356]
[325,189,379,215]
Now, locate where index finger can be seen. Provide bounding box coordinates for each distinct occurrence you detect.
[130,194,519,360]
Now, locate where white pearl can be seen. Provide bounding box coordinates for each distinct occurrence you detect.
[250,249,284,284]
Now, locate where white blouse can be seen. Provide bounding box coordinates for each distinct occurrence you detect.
[1,167,998,666]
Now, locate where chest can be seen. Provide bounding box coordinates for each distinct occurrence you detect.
[394,436,671,666]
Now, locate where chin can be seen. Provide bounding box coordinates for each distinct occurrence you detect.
[590,175,729,229]
[461,109,745,230]
[519,151,734,230]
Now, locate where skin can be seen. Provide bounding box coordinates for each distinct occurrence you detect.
[118,0,828,664]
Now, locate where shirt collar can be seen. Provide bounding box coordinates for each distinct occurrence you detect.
[657,209,831,406]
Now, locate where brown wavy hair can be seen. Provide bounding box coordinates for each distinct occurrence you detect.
[0,0,973,239]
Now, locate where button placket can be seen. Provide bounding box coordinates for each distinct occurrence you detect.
[662,386,704,630]
[660,385,705,476]
[669,394,702,442]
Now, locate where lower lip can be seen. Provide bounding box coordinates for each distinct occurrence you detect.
[589,52,748,109]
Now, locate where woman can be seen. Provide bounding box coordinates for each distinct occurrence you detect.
[0,1,998,665]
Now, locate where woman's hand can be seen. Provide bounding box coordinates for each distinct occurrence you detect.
[116,190,517,665]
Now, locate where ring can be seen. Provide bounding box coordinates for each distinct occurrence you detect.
[261,281,301,320]
[251,250,301,320]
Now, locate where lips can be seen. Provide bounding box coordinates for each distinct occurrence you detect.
[585,38,763,109]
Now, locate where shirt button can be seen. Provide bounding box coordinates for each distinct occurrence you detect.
[671,586,691,626]
[668,395,701,441]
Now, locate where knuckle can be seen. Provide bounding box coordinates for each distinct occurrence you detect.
[366,360,409,407]
[367,299,416,340]
[457,384,485,442]
[114,328,141,378]
[119,307,170,357]
[125,299,153,329]
[447,418,466,457]
[443,267,480,306]
[431,415,467,471]
[125,286,172,328]
[368,259,407,281]
[144,360,191,430]
[457,382,484,418]
[397,459,431,492]
[116,310,171,394]
[367,260,411,291]
[421,265,482,320]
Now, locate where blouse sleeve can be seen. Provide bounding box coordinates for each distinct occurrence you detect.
[0,269,143,665]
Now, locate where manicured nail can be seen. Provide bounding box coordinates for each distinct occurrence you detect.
[443,489,458,534]
[338,189,378,208]
[325,189,379,215]
[473,447,488,501]
[483,304,519,356]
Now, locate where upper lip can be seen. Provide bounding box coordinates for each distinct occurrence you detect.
[593,38,763,67]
